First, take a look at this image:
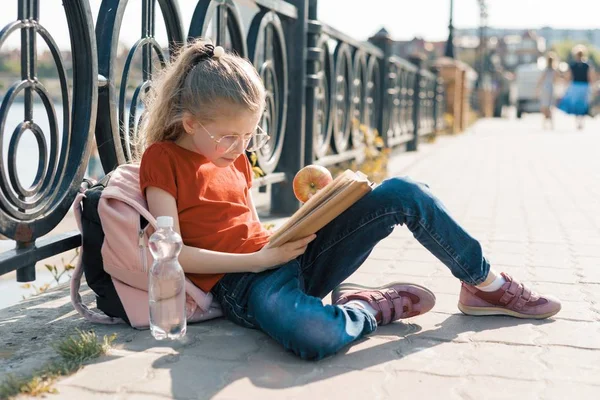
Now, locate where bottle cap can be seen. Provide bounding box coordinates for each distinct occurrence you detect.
[156,216,173,228]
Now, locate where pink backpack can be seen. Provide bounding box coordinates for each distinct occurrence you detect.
[70,164,222,328]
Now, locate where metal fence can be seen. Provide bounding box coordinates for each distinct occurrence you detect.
[0,0,446,283]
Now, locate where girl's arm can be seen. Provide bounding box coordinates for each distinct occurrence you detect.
[589,67,597,97]
[588,65,596,84]
[145,186,315,274]
[565,69,572,82]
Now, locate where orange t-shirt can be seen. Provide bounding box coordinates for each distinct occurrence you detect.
[139,141,271,292]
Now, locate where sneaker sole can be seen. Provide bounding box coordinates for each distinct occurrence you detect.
[332,282,437,303]
[457,303,560,319]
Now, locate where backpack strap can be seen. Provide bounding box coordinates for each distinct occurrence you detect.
[103,193,158,230]
[70,249,125,324]
[70,185,125,325]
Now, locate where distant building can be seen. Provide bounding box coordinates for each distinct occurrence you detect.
[368,28,444,68]
[494,30,546,70]
[386,33,492,74]
[456,27,600,49]
[390,36,446,65]
[392,37,428,59]
[441,29,545,72]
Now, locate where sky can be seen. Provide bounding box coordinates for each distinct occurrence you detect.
[0,0,599,50]
[318,0,600,41]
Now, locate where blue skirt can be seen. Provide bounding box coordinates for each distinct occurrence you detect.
[558,82,590,116]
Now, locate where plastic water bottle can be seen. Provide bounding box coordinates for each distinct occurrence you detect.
[148,216,187,340]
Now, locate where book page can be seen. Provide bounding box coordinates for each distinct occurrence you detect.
[267,178,372,247]
[267,170,373,247]
[273,178,354,235]
[271,170,355,234]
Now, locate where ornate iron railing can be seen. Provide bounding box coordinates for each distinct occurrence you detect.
[0,0,445,283]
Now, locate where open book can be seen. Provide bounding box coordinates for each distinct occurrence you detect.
[267,170,376,248]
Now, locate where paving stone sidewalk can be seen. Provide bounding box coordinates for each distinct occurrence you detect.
[2,113,599,399]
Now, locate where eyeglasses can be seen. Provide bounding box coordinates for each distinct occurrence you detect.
[197,121,271,154]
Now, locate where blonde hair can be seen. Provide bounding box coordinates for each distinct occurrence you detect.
[572,44,587,59]
[139,39,266,156]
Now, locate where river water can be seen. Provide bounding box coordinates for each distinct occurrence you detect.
[0,102,86,309]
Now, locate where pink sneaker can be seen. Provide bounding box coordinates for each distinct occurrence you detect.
[332,282,436,325]
[458,273,561,319]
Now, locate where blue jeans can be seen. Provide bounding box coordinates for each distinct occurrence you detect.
[211,177,490,360]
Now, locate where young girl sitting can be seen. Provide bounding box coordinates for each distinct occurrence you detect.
[139,39,561,361]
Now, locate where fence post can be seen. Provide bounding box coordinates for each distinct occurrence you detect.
[15,242,35,282]
[271,0,309,215]
[304,0,319,166]
[431,65,440,133]
[407,55,423,152]
[368,29,393,145]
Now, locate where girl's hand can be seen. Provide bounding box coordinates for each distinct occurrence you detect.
[254,234,317,272]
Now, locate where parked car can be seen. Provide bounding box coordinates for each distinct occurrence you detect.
[514,63,544,118]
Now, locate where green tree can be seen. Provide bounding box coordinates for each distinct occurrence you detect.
[0,57,20,74]
[552,40,600,67]
[457,50,478,69]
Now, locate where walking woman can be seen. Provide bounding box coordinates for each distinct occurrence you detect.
[537,53,559,129]
[558,45,596,130]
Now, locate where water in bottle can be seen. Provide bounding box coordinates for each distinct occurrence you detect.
[148,216,187,340]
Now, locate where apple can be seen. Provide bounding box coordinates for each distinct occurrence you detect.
[293,165,333,203]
